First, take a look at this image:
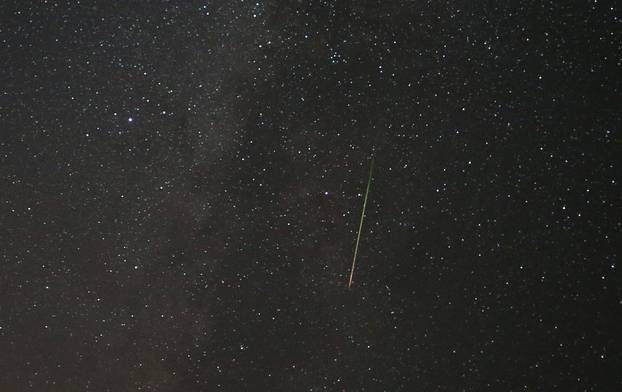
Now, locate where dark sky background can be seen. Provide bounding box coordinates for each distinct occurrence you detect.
[1,1,621,391]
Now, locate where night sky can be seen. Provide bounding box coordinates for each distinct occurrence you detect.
[1,1,621,391]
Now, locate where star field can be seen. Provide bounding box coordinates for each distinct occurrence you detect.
[1,1,621,390]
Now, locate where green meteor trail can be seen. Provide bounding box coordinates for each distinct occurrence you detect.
[347,155,375,289]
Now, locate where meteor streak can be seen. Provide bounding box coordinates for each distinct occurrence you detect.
[347,155,375,289]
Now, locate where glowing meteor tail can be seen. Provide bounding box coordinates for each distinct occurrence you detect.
[347,155,375,289]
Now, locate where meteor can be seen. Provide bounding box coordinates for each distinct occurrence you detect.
[347,155,375,289]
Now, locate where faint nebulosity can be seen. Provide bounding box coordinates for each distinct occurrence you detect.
[1,1,620,390]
